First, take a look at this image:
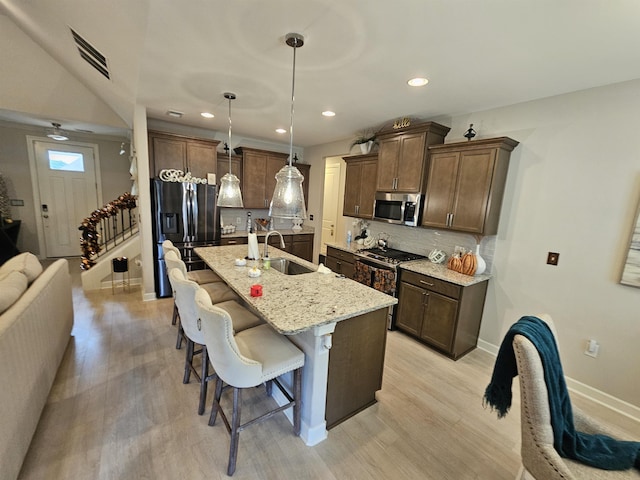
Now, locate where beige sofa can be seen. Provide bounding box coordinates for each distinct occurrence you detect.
[0,254,74,480]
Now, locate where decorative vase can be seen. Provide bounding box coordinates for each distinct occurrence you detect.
[359,141,373,154]
[474,244,486,275]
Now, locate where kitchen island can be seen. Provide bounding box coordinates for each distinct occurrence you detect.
[195,244,397,446]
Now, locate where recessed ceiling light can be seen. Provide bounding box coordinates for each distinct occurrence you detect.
[201,112,214,118]
[276,128,287,134]
[166,110,184,118]
[322,111,336,117]
[408,77,429,87]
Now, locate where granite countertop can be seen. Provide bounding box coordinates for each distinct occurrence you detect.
[221,226,314,240]
[399,260,491,286]
[195,244,397,335]
[326,242,491,287]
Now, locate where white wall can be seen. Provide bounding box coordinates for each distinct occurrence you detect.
[306,80,640,411]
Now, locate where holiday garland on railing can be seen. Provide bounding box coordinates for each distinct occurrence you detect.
[79,192,137,271]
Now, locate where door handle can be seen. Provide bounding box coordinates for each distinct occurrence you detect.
[419,280,434,287]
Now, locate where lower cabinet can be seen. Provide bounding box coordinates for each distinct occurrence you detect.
[266,233,314,262]
[220,237,248,246]
[221,233,313,262]
[395,269,488,360]
[325,246,355,279]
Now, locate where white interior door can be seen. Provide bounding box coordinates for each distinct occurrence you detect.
[34,141,99,257]
[321,162,341,255]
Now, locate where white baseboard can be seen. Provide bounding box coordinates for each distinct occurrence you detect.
[476,341,640,423]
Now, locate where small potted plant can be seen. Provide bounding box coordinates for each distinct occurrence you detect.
[350,129,377,154]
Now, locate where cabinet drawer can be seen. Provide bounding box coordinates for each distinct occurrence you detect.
[400,270,460,299]
[220,237,248,246]
[327,246,355,263]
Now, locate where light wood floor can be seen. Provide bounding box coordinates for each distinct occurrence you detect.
[18,262,640,479]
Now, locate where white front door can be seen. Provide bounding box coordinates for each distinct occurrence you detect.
[34,141,99,257]
[321,161,341,255]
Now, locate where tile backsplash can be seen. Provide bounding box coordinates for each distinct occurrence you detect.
[347,217,495,272]
[220,209,299,232]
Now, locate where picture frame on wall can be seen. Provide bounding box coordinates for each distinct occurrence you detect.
[620,195,640,288]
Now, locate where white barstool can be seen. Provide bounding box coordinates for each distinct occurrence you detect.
[165,250,239,349]
[162,239,223,284]
[170,269,263,415]
[195,288,305,476]
[162,239,223,326]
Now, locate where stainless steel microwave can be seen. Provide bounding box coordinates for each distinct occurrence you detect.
[373,192,422,226]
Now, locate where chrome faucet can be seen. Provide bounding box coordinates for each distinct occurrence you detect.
[264,231,285,258]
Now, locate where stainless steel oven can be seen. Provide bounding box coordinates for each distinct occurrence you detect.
[353,247,426,328]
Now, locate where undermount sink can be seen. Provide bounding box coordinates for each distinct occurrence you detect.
[269,257,314,275]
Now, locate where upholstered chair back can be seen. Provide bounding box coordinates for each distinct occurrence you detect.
[162,239,182,259]
[195,288,262,388]
[164,250,189,279]
[169,268,204,345]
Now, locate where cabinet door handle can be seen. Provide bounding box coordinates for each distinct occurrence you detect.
[422,291,429,307]
[419,280,434,287]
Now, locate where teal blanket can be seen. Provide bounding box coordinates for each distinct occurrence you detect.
[484,316,640,471]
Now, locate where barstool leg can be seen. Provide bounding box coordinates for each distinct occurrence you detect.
[183,338,194,384]
[171,301,179,325]
[175,321,184,350]
[293,367,302,436]
[227,387,242,476]
[198,346,209,415]
[209,377,223,426]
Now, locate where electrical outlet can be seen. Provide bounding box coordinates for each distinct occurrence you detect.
[584,339,599,358]
[235,217,242,225]
[454,245,466,255]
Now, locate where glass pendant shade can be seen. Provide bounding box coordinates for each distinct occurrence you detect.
[269,164,306,219]
[217,172,243,207]
[216,92,244,208]
[269,32,307,219]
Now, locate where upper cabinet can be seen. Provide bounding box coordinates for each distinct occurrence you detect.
[148,131,219,179]
[216,152,242,185]
[237,147,289,209]
[343,153,378,219]
[376,121,450,192]
[237,147,310,210]
[422,137,519,235]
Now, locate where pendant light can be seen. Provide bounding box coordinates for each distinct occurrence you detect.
[217,92,244,208]
[268,33,307,219]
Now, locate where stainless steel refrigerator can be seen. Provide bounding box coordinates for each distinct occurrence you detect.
[151,178,220,298]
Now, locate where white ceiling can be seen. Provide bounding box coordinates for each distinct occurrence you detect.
[2,0,640,146]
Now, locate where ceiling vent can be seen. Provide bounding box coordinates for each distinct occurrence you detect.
[70,28,110,80]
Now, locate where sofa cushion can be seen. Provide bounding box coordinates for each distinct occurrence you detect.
[0,270,28,314]
[0,252,43,283]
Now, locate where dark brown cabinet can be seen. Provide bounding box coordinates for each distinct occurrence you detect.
[148,131,219,178]
[375,122,450,192]
[422,137,518,235]
[325,246,355,279]
[395,268,488,360]
[220,236,248,246]
[216,153,242,185]
[237,148,310,210]
[266,233,314,262]
[343,154,377,218]
[238,147,288,209]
